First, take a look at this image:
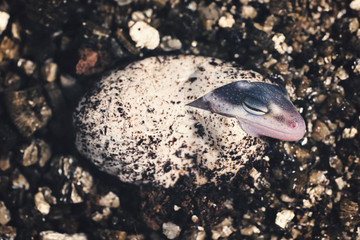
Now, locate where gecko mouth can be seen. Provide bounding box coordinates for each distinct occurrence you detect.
[238,117,306,141]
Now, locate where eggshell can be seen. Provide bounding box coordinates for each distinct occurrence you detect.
[73,55,268,187]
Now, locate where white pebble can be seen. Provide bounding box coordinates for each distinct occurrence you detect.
[98,191,120,208]
[42,60,58,82]
[275,209,295,228]
[129,21,160,50]
[309,170,329,185]
[342,127,358,139]
[350,0,360,10]
[187,1,197,11]
[335,66,349,80]
[131,11,147,22]
[240,225,260,236]
[162,222,181,239]
[349,18,359,33]
[211,217,235,240]
[335,177,346,190]
[91,207,111,222]
[160,35,182,51]
[0,201,11,225]
[114,0,133,7]
[39,231,87,240]
[191,215,199,223]
[12,172,30,190]
[0,11,10,35]
[241,5,257,19]
[34,191,51,215]
[272,33,293,54]
[218,13,235,28]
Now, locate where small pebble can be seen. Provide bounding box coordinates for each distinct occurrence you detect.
[12,172,29,190]
[339,199,360,230]
[311,120,330,141]
[130,13,145,23]
[350,0,360,10]
[114,0,133,6]
[349,18,359,33]
[342,127,358,139]
[241,5,257,19]
[39,231,87,240]
[20,139,51,167]
[281,194,295,203]
[191,215,199,223]
[240,225,260,236]
[94,230,127,240]
[309,170,329,185]
[11,22,21,40]
[3,72,21,90]
[17,58,36,76]
[42,59,58,82]
[329,155,343,174]
[160,36,182,51]
[129,21,160,50]
[272,33,292,54]
[0,37,19,60]
[91,207,111,222]
[184,227,206,240]
[60,74,77,88]
[0,152,11,171]
[275,209,295,228]
[335,177,346,190]
[218,13,235,28]
[68,166,93,203]
[0,225,16,240]
[35,189,54,215]
[162,222,181,239]
[223,199,233,210]
[127,234,145,240]
[0,201,11,225]
[211,217,235,240]
[199,2,220,30]
[187,1,197,11]
[335,66,349,80]
[34,191,51,215]
[3,87,52,137]
[306,185,326,204]
[0,11,10,35]
[303,199,312,208]
[20,140,38,166]
[98,192,120,208]
[52,156,93,203]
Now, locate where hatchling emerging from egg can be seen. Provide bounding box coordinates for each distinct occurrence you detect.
[73,55,306,188]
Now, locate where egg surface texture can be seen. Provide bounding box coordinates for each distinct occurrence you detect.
[73,55,275,187]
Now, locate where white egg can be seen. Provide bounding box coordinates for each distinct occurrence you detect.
[73,55,268,188]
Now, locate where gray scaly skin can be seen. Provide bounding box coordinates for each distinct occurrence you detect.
[187,81,306,141]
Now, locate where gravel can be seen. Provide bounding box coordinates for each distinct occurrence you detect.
[0,0,359,239]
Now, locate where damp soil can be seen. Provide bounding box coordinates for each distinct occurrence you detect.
[0,0,359,239]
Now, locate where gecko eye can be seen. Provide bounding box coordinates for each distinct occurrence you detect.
[242,97,268,115]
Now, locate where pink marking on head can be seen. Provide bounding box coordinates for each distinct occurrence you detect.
[290,121,297,129]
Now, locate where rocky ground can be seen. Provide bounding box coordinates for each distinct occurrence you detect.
[0,0,359,239]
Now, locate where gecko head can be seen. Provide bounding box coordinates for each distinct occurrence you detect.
[235,81,306,141]
[188,80,306,141]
